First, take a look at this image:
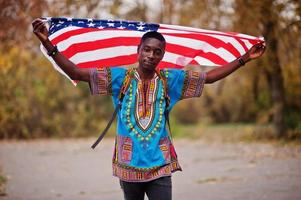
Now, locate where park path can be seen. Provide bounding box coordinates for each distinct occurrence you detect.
[0,138,300,200]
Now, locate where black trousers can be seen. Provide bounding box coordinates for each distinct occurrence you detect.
[120,176,172,200]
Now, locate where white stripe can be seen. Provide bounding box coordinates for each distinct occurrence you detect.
[194,56,219,66]
[201,33,246,55]
[162,52,193,66]
[160,28,246,57]
[161,24,262,43]
[160,28,246,56]
[49,26,82,40]
[69,46,138,64]
[160,24,232,35]
[68,38,235,66]
[164,34,236,62]
[56,26,237,63]
[241,39,253,49]
[162,33,203,49]
[53,29,144,51]
[159,29,192,34]
[206,35,246,56]
[55,27,236,64]
[236,33,260,40]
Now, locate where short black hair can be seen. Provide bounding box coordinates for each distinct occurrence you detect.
[141,31,166,44]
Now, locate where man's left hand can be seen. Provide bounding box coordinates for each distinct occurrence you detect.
[248,42,266,60]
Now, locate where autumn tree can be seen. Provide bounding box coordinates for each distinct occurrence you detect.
[234,0,301,137]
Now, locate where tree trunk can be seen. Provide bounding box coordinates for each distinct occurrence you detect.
[163,0,174,24]
[262,1,287,137]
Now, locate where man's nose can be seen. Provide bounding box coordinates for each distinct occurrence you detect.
[148,51,155,58]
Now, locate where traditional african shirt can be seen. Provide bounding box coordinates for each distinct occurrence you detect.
[89,67,206,182]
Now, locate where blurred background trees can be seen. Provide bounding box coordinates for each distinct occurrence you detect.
[0,0,300,139]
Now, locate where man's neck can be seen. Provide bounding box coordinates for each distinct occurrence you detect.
[137,67,155,81]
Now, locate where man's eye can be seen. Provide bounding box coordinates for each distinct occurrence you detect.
[155,51,162,56]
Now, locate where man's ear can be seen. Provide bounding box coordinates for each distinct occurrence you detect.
[162,50,165,58]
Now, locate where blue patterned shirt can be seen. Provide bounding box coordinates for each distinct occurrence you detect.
[89,67,206,182]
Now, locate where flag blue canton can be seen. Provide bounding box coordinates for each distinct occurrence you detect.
[45,17,160,35]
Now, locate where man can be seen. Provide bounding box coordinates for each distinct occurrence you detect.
[32,18,265,200]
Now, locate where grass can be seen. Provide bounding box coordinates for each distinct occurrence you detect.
[170,121,301,145]
[0,170,6,196]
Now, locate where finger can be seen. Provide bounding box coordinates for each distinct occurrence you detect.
[255,42,265,50]
[33,22,46,33]
[33,20,43,29]
[33,21,46,30]
[261,44,266,50]
[256,41,264,47]
[32,18,43,27]
[262,45,266,53]
[258,45,266,55]
[257,44,263,49]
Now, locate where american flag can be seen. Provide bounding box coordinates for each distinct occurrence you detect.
[40,17,264,84]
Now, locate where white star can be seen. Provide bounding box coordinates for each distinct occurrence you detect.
[107,22,115,27]
[117,25,126,29]
[138,21,145,25]
[88,18,93,22]
[58,20,64,24]
[88,22,95,27]
[137,25,145,30]
[78,21,84,24]
[98,25,104,29]
[67,17,72,21]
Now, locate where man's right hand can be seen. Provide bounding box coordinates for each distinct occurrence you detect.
[32,18,49,43]
[32,18,90,82]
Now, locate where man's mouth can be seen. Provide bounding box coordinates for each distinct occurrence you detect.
[144,60,154,66]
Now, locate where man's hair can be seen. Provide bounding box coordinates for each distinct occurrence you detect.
[140,31,166,44]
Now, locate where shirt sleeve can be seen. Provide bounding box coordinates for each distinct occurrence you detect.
[180,70,206,99]
[165,69,206,108]
[89,67,127,97]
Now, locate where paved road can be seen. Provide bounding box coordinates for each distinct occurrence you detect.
[0,138,300,200]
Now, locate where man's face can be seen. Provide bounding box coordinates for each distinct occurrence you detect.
[137,38,165,72]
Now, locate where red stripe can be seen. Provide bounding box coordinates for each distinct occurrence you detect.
[195,51,228,65]
[159,26,234,37]
[57,33,228,67]
[60,37,141,58]
[159,25,262,42]
[50,26,259,70]
[166,43,228,65]
[51,27,137,45]
[162,32,241,57]
[235,38,248,52]
[159,26,263,56]
[165,43,200,57]
[189,60,198,65]
[62,40,227,67]
[157,61,184,69]
[75,54,138,68]
[51,28,100,45]
[164,43,227,65]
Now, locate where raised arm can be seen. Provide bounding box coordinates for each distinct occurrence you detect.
[205,42,266,84]
[32,18,90,82]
